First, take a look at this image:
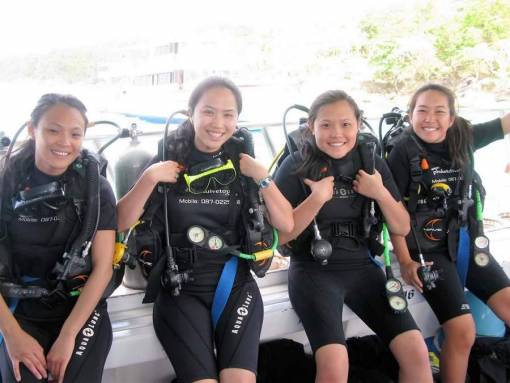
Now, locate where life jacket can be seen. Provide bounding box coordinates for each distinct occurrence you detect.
[0,149,117,303]
[133,127,276,296]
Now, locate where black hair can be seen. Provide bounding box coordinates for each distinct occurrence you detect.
[1,93,88,209]
[166,76,242,166]
[297,90,361,179]
[409,83,472,169]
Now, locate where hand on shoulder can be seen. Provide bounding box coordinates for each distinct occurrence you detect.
[145,160,183,185]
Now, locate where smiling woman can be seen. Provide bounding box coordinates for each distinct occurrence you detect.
[0,94,117,383]
[116,76,294,383]
[28,103,86,176]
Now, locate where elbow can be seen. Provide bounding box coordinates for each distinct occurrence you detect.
[280,220,294,235]
[279,210,295,234]
[397,222,411,237]
[116,206,132,232]
[390,220,410,237]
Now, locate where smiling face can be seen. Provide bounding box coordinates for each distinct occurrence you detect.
[191,86,239,153]
[310,100,359,159]
[29,103,86,176]
[410,89,455,143]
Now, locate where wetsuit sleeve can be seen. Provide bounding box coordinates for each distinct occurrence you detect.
[97,176,117,231]
[385,142,410,198]
[375,156,402,202]
[472,118,503,151]
[273,154,306,208]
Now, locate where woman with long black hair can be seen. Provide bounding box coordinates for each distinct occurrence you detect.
[0,94,116,383]
[388,83,510,383]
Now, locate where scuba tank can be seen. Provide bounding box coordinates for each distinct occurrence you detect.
[110,123,153,290]
[94,120,152,292]
[112,123,152,200]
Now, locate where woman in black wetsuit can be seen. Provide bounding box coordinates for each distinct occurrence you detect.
[274,90,432,383]
[387,83,510,383]
[0,94,117,383]
[117,77,293,383]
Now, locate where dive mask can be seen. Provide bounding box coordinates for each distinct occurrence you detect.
[184,158,236,194]
[12,181,66,211]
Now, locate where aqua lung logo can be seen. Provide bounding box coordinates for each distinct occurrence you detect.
[75,310,100,356]
[82,328,94,337]
[231,292,253,334]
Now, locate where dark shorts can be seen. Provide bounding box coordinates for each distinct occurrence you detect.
[288,260,419,353]
[153,276,263,383]
[417,251,510,324]
[0,301,112,383]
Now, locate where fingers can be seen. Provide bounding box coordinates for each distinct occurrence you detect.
[410,267,424,293]
[12,359,21,382]
[47,357,61,383]
[21,357,46,381]
[303,178,314,187]
[412,274,424,293]
[58,358,70,383]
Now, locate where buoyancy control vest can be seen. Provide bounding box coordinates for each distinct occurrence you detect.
[133,127,277,301]
[0,149,106,303]
[395,129,485,258]
[282,135,384,260]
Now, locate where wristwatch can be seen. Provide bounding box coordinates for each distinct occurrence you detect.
[258,175,273,189]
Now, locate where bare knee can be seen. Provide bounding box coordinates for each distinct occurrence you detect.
[443,315,476,353]
[315,344,349,383]
[390,330,432,382]
[219,368,255,383]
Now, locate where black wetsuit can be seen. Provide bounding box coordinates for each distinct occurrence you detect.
[150,147,263,383]
[274,148,418,352]
[0,166,117,383]
[387,119,510,324]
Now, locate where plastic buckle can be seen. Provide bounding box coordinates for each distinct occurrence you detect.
[331,222,356,238]
[173,247,197,269]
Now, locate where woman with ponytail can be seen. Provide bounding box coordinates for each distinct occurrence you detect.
[274,90,432,383]
[387,83,510,383]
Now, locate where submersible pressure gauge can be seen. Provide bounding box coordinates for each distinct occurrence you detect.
[473,235,490,267]
[385,276,408,314]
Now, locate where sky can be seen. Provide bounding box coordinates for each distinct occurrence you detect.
[0,0,403,58]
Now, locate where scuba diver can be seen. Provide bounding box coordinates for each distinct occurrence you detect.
[0,94,117,383]
[387,83,510,383]
[274,90,432,383]
[116,77,293,383]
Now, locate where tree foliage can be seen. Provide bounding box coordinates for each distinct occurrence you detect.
[358,0,510,94]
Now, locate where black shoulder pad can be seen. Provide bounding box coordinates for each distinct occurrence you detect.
[358,139,376,175]
[77,149,107,178]
[230,127,254,157]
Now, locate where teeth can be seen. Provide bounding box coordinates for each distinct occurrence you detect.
[208,131,223,138]
[424,127,438,131]
[330,143,345,147]
[52,150,69,156]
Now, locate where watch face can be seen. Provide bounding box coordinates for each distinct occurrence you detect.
[474,252,490,267]
[208,235,224,250]
[385,278,402,294]
[389,295,408,312]
[187,226,205,244]
[474,235,489,250]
